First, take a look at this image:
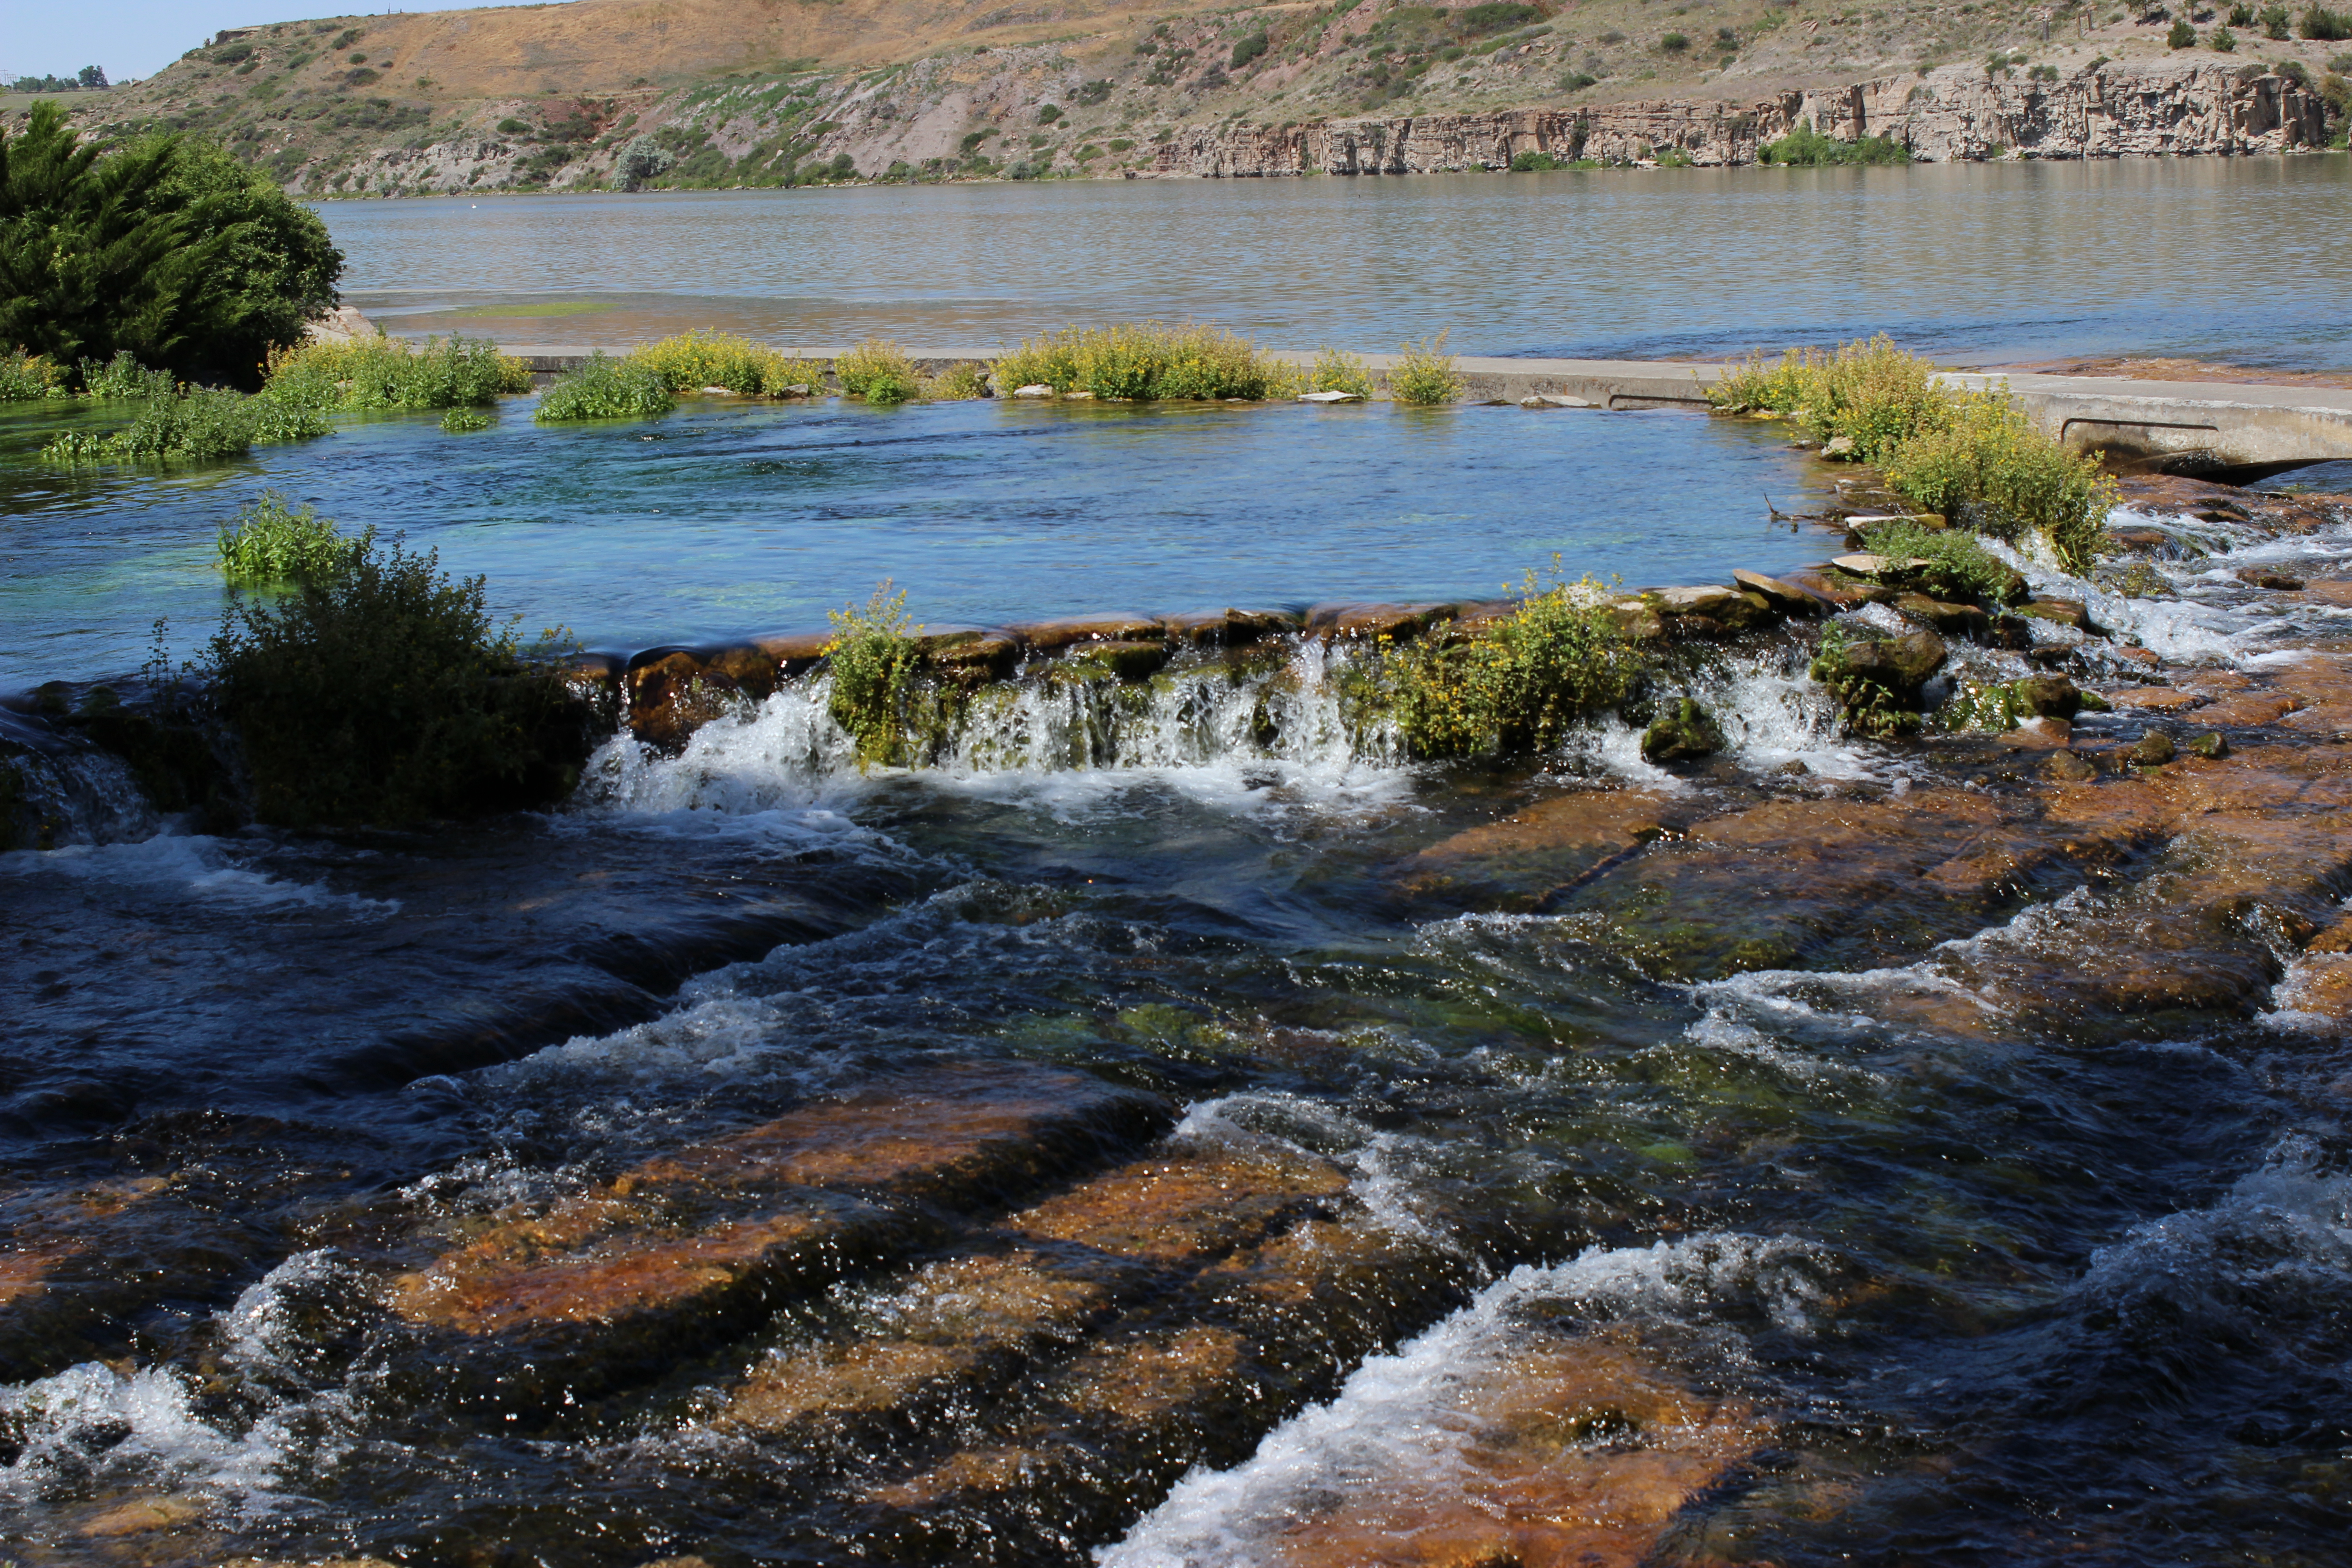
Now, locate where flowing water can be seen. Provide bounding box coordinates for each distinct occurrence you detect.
[7,162,2352,1568]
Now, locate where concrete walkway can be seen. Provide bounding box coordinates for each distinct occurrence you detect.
[500,345,2352,477]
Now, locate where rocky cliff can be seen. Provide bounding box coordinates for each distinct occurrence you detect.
[1148,60,2329,176]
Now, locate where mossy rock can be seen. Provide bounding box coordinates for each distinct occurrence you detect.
[1640,698,1724,764]
[1066,641,1171,680]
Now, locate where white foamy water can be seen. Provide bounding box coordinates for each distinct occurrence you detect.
[1099,1230,1824,1568]
[2073,1134,2352,1314]
[13,831,401,914]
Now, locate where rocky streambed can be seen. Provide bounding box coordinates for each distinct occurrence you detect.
[5,469,2352,1567]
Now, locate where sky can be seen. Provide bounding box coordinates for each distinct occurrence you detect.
[5,1,567,86]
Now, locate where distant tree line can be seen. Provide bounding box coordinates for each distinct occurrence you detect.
[10,67,108,92]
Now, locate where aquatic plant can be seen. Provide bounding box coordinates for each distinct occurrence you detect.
[823,582,925,767]
[924,360,992,400]
[0,347,68,400]
[1387,331,1464,405]
[534,352,676,421]
[206,531,586,826]
[78,350,175,401]
[264,333,529,410]
[629,329,822,396]
[1756,125,1912,165]
[441,407,494,433]
[1307,347,1374,398]
[1382,562,1639,758]
[835,338,921,404]
[1883,390,2118,573]
[990,323,1283,401]
[216,491,346,586]
[41,384,331,462]
[0,105,342,389]
[1855,519,2030,605]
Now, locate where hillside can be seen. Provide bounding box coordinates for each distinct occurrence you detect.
[21,0,2352,194]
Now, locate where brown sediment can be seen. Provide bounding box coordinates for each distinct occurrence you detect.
[2009,357,2352,392]
[1395,788,1700,911]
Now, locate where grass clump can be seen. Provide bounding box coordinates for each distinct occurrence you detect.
[264,333,530,411]
[1711,337,2117,573]
[206,531,586,826]
[0,348,69,401]
[1883,390,2119,574]
[1383,562,1639,757]
[79,350,175,401]
[924,361,991,400]
[534,352,676,421]
[42,385,330,462]
[1707,333,1946,463]
[629,329,822,396]
[990,323,1283,401]
[1307,347,1374,398]
[216,491,346,586]
[823,582,924,767]
[1388,331,1464,405]
[1856,518,2029,605]
[1758,125,1912,165]
[836,338,920,404]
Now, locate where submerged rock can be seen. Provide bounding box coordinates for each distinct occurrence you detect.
[1006,613,1165,652]
[2131,730,2177,766]
[1893,592,1988,636]
[2012,674,2085,720]
[1303,601,1461,642]
[1810,627,1947,737]
[1641,698,1724,764]
[1065,640,1171,680]
[2186,731,2230,760]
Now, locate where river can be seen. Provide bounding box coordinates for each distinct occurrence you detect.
[4,162,2352,1568]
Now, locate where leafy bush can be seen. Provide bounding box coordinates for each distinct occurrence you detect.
[1382,563,1638,758]
[1232,30,1271,67]
[441,407,493,432]
[1463,3,1546,34]
[2262,1,2293,35]
[206,532,586,826]
[216,491,344,585]
[0,348,66,401]
[2169,18,2198,45]
[2303,3,2352,37]
[823,582,923,768]
[1389,331,1463,405]
[630,329,821,395]
[0,106,343,389]
[534,352,676,420]
[1307,347,1374,397]
[924,361,991,400]
[1661,31,1690,50]
[836,338,919,403]
[990,323,1282,400]
[1758,125,1911,165]
[1707,334,1946,462]
[1883,390,2119,573]
[79,350,174,401]
[42,384,330,461]
[264,333,529,410]
[2212,24,2239,49]
[1510,149,1561,170]
[1855,518,2028,605]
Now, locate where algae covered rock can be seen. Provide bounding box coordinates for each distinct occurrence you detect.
[1641,698,1725,764]
[2185,731,2230,759]
[2012,674,2085,720]
[1809,625,1947,737]
[2131,730,2177,766]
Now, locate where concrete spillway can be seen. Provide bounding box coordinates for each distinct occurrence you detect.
[508,345,2352,480]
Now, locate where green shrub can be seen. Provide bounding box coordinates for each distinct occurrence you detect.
[990,322,1282,400]
[206,532,586,826]
[42,384,330,461]
[1382,563,1639,757]
[2303,3,2352,37]
[0,348,67,401]
[1855,518,2028,605]
[1510,149,1561,170]
[79,350,174,401]
[629,328,823,395]
[1307,347,1374,397]
[0,106,343,390]
[441,407,493,432]
[1661,31,1690,51]
[2262,2,2293,35]
[1707,334,1946,463]
[823,582,924,768]
[1757,124,1912,164]
[2212,24,2239,49]
[534,351,676,420]
[216,491,345,585]
[924,361,991,400]
[264,333,527,410]
[1882,389,2120,573]
[1231,29,1270,68]
[835,338,921,403]
[1388,331,1463,405]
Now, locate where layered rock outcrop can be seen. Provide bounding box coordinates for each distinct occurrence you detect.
[1147,60,2328,175]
